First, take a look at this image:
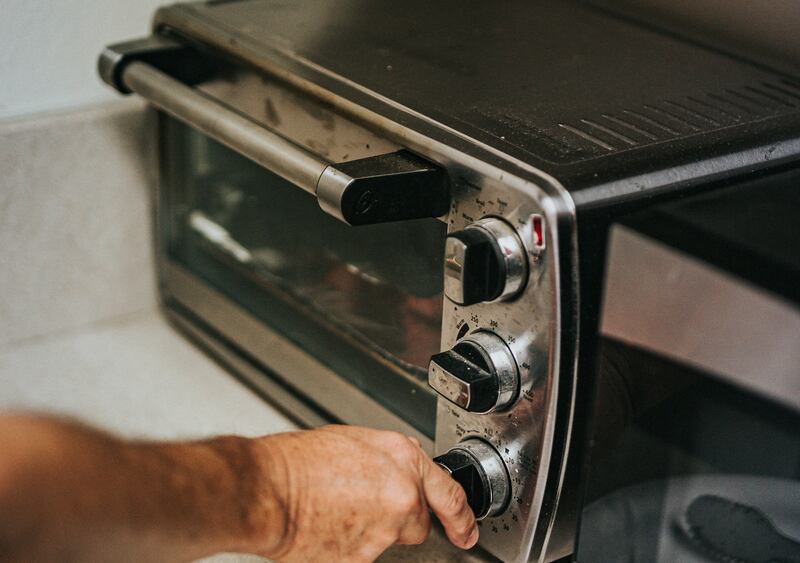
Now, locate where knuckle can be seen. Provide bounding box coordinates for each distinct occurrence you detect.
[386,432,410,452]
[388,432,415,454]
[394,486,422,514]
[379,478,421,516]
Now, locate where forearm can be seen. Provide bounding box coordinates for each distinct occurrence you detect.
[0,415,286,562]
[0,417,476,563]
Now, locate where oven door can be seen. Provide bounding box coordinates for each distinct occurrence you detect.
[157,112,446,444]
[100,39,451,447]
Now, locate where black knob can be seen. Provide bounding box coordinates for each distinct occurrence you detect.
[443,228,505,305]
[429,341,498,413]
[443,217,528,306]
[434,439,510,520]
[428,332,519,413]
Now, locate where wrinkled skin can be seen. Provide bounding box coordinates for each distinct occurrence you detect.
[259,425,478,563]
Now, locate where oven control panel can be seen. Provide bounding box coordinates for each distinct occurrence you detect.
[429,175,563,563]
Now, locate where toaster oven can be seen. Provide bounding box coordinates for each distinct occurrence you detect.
[99,1,800,561]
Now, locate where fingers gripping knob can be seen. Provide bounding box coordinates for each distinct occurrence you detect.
[434,439,510,520]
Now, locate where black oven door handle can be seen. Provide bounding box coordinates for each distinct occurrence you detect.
[98,36,450,226]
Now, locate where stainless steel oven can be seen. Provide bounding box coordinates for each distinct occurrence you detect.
[99,1,800,561]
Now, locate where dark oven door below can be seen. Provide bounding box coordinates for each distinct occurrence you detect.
[158,113,445,440]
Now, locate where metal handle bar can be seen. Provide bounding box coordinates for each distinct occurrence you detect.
[123,61,327,195]
[99,36,450,225]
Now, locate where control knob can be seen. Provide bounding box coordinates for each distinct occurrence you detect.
[444,217,528,305]
[434,438,511,519]
[428,331,519,413]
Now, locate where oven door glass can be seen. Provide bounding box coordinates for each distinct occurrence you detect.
[577,340,800,562]
[158,114,445,436]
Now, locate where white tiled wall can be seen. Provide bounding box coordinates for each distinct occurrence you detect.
[0,100,158,348]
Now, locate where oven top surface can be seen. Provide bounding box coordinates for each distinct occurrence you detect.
[156,0,800,197]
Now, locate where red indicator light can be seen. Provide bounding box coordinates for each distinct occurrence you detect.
[532,214,545,250]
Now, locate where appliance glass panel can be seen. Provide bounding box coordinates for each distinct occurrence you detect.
[577,340,800,562]
[159,115,445,434]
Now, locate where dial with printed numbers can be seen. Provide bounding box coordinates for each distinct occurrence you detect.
[428,331,519,414]
[434,438,511,520]
[443,217,528,306]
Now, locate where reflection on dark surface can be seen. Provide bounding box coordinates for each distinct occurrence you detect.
[578,339,800,562]
[681,494,800,563]
[588,340,697,463]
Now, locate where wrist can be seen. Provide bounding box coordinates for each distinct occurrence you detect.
[170,435,289,557]
[236,434,296,558]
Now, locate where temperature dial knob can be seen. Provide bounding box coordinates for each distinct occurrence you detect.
[444,217,528,305]
[428,331,519,413]
[434,438,511,519]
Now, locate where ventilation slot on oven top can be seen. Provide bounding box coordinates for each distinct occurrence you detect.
[548,78,800,158]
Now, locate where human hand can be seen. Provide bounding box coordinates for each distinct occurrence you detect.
[254,425,478,562]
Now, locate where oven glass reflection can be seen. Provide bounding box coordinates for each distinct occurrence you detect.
[161,115,445,434]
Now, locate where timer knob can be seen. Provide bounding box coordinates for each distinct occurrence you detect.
[434,438,511,519]
[443,217,528,305]
[428,331,519,413]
